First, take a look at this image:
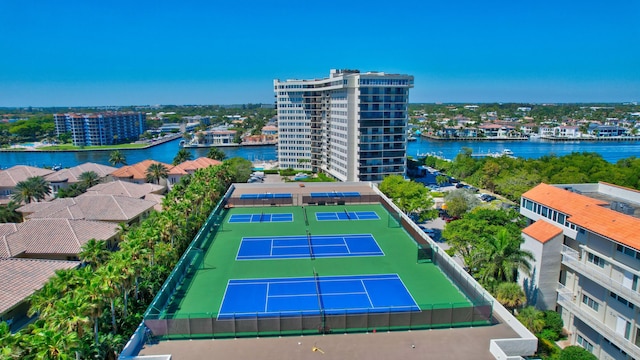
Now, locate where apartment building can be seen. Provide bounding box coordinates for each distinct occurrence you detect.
[54,112,146,146]
[519,182,640,360]
[274,69,414,182]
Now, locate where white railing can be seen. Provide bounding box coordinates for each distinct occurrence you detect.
[556,284,640,359]
[561,245,640,303]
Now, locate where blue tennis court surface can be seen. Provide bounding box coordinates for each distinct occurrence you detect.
[236,234,383,260]
[310,191,360,198]
[218,274,419,318]
[316,211,380,221]
[229,213,293,223]
[240,193,292,199]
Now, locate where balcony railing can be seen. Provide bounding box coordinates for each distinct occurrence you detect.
[561,245,640,303]
[556,283,640,359]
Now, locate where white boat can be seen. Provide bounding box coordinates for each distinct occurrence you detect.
[502,149,514,156]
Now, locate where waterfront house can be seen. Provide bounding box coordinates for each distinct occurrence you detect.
[0,218,120,260]
[197,130,237,146]
[44,162,117,197]
[167,157,222,190]
[261,125,278,136]
[0,258,79,332]
[0,166,54,205]
[593,125,628,137]
[538,125,555,137]
[110,159,173,185]
[554,126,581,138]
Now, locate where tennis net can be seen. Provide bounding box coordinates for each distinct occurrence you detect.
[307,230,314,260]
[313,270,324,313]
[260,211,265,223]
[313,269,328,333]
[343,209,351,220]
[303,206,309,226]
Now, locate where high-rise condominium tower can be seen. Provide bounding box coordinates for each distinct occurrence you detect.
[274,69,414,182]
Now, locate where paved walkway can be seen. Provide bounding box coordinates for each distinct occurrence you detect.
[139,323,520,360]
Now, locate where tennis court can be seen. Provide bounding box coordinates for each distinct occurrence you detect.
[148,199,493,339]
[240,193,292,199]
[310,191,360,198]
[316,211,380,221]
[228,213,293,223]
[218,274,418,319]
[236,233,383,260]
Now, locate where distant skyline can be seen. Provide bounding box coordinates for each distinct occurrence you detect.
[1,0,638,107]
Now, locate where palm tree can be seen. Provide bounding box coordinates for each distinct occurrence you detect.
[97,263,125,334]
[0,201,21,223]
[206,147,226,161]
[172,148,193,165]
[472,228,535,288]
[145,163,169,184]
[494,282,526,314]
[56,183,86,198]
[78,171,100,189]
[516,306,545,333]
[11,176,51,204]
[108,150,127,167]
[79,239,109,270]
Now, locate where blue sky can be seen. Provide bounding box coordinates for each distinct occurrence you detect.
[1,0,638,106]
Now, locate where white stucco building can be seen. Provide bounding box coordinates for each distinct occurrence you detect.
[274,69,414,182]
[519,182,640,360]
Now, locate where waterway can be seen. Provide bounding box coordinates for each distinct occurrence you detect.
[0,137,639,169]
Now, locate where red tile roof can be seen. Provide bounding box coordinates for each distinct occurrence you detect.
[523,183,640,250]
[111,160,172,181]
[522,220,563,244]
[85,180,164,198]
[0,166,54,187]
[1,219,119,258]
[168,157,222,175]
[0,258,79,314]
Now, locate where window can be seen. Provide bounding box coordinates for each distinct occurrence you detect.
[577,335,594,352]
[635,327,640,348]
[610,292,635,309]
[557,213,566,225]
[587,253,605,268]
[582,294,600,311]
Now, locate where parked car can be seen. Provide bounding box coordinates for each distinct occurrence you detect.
[480,194,496,202]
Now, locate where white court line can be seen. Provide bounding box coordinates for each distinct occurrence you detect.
[265,282,270,312]
[361,279,375,308]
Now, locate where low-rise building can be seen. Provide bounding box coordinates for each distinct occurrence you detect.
[111,160,173,185]
[167,157,222,189]
[0,166,54,205]
[44,162,117,197]
[18,194,156,225]
[519,182,640,359]
[0,218,120,260]
[0,258,79,332]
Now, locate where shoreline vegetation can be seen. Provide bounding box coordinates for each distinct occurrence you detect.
[0,133,184,152]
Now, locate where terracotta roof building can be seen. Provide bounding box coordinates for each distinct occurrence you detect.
[0,258,79,331]
[167,157,222,189]
[0,218,120,260]
[0,165,54,205]
[519,182,640,359]
[44,162,117,197]
[111,160,173,185]
[17,194,156,225]
[85,180,164,199]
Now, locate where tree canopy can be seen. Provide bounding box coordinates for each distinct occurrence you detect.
[379,175,435,221]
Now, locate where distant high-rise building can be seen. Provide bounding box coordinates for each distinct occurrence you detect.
[54,112,146,146]
[274,69,414,182]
